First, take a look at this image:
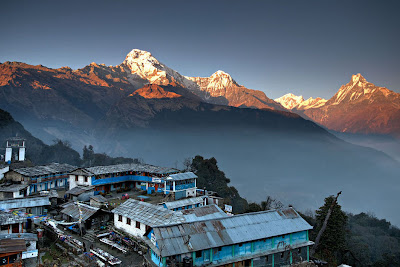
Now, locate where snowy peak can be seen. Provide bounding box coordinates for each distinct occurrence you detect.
[331,73,393,105]
[208,70,239,88]
[274,93,305,109]
[275,93,327,110]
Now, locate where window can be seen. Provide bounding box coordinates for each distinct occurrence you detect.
[84,177,88,182]
[126,218,131,225]
[239,243,243,247]
[118,215,122,222]
[195,251,202,258]
[298,248,301,253]
[280,252,284,259]
[75,175,78,182]
[136,221,140,229]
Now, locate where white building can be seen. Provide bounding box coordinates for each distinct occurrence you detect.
[163,172,197,200]
[112,199,184,238]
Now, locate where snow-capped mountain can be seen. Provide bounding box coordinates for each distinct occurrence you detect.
[303,74,400,137]
[120,49,283,110]
[274,93,327,110]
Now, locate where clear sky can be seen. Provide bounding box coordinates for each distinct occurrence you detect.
[1,0,399,99]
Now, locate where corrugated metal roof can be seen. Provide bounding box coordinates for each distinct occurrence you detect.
[181,205,228,223]
[61,202,99,221]
[163,196,205,210]
[112,199,185,227]
[13,163,76,177]
[90,195,108,203]
[153,208,313,257]
[0,184,28,192]
[66,186,94,196]
[0,196,50,209]
[75,163,179,176]
[166,172,197,181]
[0,212,27,226]
[0,233,37,241]
[0,239,26,254]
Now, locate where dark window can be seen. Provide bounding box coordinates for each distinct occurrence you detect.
[0,225,8,231]
[8,254,17,263]
[0,256,8,266]
[218,247,222,252]
[75,175,78,182]
[239,243,243,247]
[195,251,202,258]
[118,215,122,222]
[280,252,284,259]
[84,177,88,182]
[136,221,140,229]
[126,218,131,225]
[298,248,301,253]
[266,255,268,261]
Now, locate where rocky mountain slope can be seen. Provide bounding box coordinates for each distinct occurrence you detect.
[303,74,400,137]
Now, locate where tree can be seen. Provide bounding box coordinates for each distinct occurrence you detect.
[313,194,348,264]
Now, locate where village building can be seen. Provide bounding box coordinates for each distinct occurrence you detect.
[163,172,197,200]
[179,204,229,223]
[0,238,26,267]
[90,195,108,208]
[3,163,76,195]
[161,196,205,211]
[0,233,38,262]
[68,163,180,195]
[0,212,26,234]
[0,196,50,216]
[60,202,111,233]
[0,164,10,180]
[144,208,314,267]
[112,199,184,238]
[65,185,95,201]
[0,184,28,200]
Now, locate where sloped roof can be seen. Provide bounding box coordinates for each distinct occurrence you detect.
[163,196,205,210]
[112,199,184,227]
[166,172,197,181]
[0,196,50,210]
[181,204,228,223]
[61,202,99,221]
[0,239,26,254]
[72,163,179,176]
[13,163,76,177]
[0,184,28,192]
[90,195,108,203]
[66,185,94,196]
[152,208,313,257]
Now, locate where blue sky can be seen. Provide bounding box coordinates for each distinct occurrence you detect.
[1,0,399,99]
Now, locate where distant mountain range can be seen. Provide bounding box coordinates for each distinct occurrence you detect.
[1,49,400,141]
[274,74,400,137]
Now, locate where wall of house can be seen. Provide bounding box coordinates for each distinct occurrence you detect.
[69,175,91,189]
[0,222,25,234]
[4,171,25,183]
[152,230,310,267]
[113,213,147,238]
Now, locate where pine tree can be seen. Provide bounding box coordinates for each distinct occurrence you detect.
[314,195,348,263]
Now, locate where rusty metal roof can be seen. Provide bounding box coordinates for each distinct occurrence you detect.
[61,202,99,222]
[0,212,27,226]
[112,199,185,227]
[0,238,26,254]
[13,163,76,177]
[162,196,205,210]
[152,207,313,257]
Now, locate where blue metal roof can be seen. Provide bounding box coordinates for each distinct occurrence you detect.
[152,208,313,257]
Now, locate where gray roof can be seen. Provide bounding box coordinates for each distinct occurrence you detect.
[90,195,108,203]
[0,233,37,241]
[152,208,313,257]
[163,196,205,210]
[0,196,50,210]
[0,184,28,192]
[112,199,184,227]
[66,185,94,196]
[61,202,99,221]
[166,172,197,181]
[13,163,76,177]
[0,212,27,226]
[181,205,228,223]
[74,163,179,176]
